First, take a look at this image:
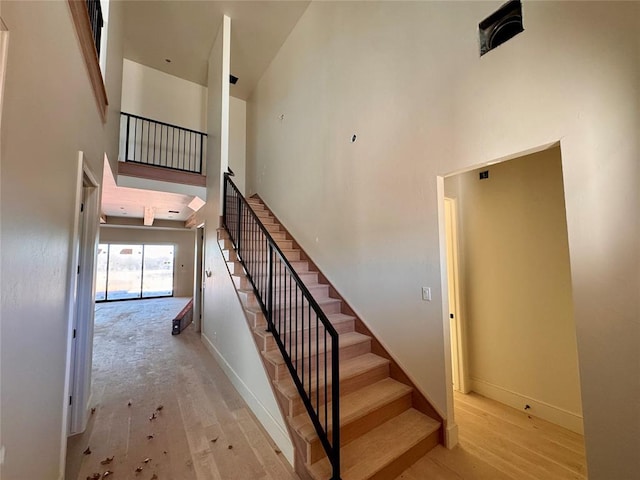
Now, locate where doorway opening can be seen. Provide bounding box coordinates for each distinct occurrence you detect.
[440,144,585,444]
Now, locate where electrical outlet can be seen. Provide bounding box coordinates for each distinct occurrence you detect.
[421,287,431,301]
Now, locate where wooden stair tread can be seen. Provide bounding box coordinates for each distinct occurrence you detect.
[263,331,371,365]
[276,353,389,399]
[254,313,356,336]
[308,409,441,480]
[272,296,341,310]
[290,378,412,442]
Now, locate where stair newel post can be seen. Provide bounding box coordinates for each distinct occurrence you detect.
[266,243,274,333]
[331,333,341,480]
[236,192,242,258]
[222,174,228,229]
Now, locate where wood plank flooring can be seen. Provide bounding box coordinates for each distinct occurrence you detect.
[66,298,586,480]
[397,392,587,480]
[66,298,297,480]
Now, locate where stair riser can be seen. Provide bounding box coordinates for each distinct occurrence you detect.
[222,249,238,262]
[240,293,339,316]
[260,319,356,352]
[368,430,440,480]
[219,238,234,250]
[232,275,249,290]
[271,300,341,319]
[245,309,267,328]
[240,249,302,262]
[227,261,244,276]
[273,339,372,382]
[238,291,258,308]
[280,362,390,417]
[270,284,329,301]
[247,272,320,289]
[264,223,282,233]
[306,393,413,464]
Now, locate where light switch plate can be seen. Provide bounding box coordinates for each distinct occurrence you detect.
[422,287,431,301]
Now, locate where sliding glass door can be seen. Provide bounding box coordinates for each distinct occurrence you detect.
[95,243,175,301]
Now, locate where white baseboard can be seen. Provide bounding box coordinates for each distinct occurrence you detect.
[201,333,294,465]
[445,422,459,448]
[470,377,584,434]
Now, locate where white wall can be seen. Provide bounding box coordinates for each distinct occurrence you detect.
[99,226,196,298]
[103,0,123,175]
[201,241,293,464]
[247,2,639,478]
[199,16,292,464]
[121,58,207,133]
[0,1,123,478]
[445,147,583,433]
[229,96,247,194]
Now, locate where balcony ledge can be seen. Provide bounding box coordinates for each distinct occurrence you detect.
[118,161,206,188]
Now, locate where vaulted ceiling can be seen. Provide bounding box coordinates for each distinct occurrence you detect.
[107,1,310,224]
[122,0,310,99]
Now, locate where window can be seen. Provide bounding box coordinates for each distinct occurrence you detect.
[95,243,175,301]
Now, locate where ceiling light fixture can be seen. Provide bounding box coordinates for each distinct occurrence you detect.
[187,196,205,212]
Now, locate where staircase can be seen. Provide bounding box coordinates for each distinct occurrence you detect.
[217,190,442,480]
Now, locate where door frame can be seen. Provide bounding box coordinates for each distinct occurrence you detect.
[444,197,468,393]
[63,152,101,439]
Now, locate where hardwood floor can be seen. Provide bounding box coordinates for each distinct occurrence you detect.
[66,298,298,480]
[397,392,587,480]
[66,297,586,480]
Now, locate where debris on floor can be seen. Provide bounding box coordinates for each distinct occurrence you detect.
[83,446,92,455]
[100,456,114,465]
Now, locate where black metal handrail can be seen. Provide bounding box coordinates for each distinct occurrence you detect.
[223,174,341,480]
[85,0,103,56]
[120,112,207,174]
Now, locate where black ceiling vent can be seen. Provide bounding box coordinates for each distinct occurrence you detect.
[230,74,238,85]
[479,0,523,56]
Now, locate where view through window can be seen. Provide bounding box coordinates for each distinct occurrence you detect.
[95,244,175,301]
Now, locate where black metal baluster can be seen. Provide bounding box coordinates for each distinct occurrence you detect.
[267,243,273,332]
[324,328,328,432]
[199,133,204,174]
[125,114,130,161]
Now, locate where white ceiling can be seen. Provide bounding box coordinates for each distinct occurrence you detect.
[102,162,201,223]
[122,0,310,99]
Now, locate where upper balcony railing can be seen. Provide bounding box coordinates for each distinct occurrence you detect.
[120,112,207,175]
[85,0,103,56]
